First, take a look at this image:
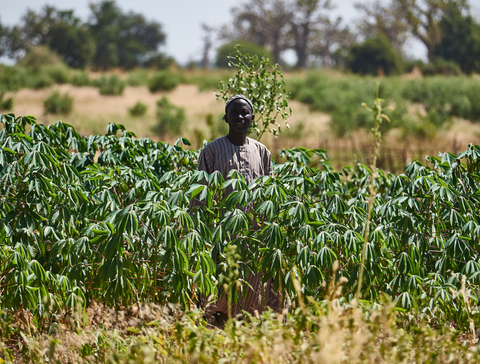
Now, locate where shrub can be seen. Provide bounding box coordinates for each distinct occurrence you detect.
[71,71,91,87]
[421,58,462,76]
[94,75,126,95]
[0,93,13,111]
[0,65,28,92]
[128,102,148,117]
[127,69,149,86]
[206,112,228,140]
[17,46,65,71]
[148,72,181,93]
[152,97,185,136]
[44,65,71,84]
[44,91,74,114]
[347,35,403,76]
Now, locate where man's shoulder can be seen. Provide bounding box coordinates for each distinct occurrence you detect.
[247,137,270,154]
[201,136,228,153]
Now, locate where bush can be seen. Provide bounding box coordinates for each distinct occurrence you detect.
[44,91,74,114]
[94,75,126,95]
[0,65,28,92]
[152,97,185,136]
[347,35,403,76]
[421,58,462,76]
[128,102,148,117]
[206,112,228,140]
[216,40,273,68]
[127,69,149,86]
[148,72,181,93]
[71,71,91,87]
[17,46,65,71]
[0,93,13,111]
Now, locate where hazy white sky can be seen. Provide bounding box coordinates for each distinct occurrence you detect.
[4,0,475,65]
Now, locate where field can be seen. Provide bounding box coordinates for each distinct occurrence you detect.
[4,68,480,171]
[2,70,480,362]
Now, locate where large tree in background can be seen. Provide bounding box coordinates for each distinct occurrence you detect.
[434,1,480,74]
[308,16,355,67]
[2,6,95,67]
[88,1,166,70]
[223,0,292,65]
[354,0,409,52]
[223,0,335,68]
[289,0,333,68]
[393,0,469,62]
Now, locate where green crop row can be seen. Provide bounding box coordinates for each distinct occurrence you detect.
[1,114,480,337]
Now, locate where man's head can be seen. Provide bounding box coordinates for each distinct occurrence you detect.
[224,95,254,135]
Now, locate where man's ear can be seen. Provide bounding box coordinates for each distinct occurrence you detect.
[251,113,255,122]
[223,114,228,123]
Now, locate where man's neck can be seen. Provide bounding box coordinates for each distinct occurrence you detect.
[226,132,248,146]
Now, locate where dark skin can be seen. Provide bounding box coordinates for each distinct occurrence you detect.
[225,99,254,146]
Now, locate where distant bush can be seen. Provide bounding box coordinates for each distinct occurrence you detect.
[421,58,462,76]
[0,65,28,92]
[216,40,273,68]
[44,91,74,114]
[94,75,126,95]
[0,93,13,111]
[148,72,181,93]
[30,73,55,90]
[152,97,185,136]
[143,53,176,70]
[71,71,91,87]
[206,112,228,139]
[127,69,149,86]
[347,35,403,76]
[129,102,148,117]
[17,46,65,71]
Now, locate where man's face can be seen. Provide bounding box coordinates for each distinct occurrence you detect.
[225,99,254,134]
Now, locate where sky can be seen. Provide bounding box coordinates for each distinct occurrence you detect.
[4,0,478,65]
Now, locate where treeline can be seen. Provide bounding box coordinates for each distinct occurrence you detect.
[0,1,173,70]
[212,0,480,75]
[0,0,479,76]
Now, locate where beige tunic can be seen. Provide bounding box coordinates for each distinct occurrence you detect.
[196,136,280,316]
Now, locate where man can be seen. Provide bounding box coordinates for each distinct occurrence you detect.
[195,95,279,320]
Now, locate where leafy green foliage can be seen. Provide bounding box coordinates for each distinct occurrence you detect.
[288,72,480,137]
[348,35,403,75]
[93,75,126,96]
[152,97,186,137]
[2,113,480,334]
[0,93,13,111]
[128,102,148,117]
[215,45,291,140]
[44,91,74,114]
[148,71,181,93]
